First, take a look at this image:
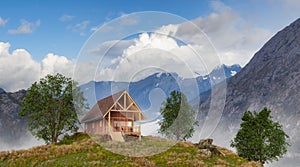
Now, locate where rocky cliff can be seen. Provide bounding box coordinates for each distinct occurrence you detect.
[197,18,300,166]
[0,89,28,148]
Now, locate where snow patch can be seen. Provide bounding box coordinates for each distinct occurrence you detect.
[231,70,237,76]
[156,72,163,78]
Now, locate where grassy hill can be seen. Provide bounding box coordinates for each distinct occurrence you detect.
[0,133,261,167]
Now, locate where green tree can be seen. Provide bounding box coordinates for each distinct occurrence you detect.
[158,90,198,141]
[230,108,289,166]
[19,73,88,144]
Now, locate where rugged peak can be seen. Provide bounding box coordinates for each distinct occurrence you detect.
[239,18,300,76]
[0,88,5,94]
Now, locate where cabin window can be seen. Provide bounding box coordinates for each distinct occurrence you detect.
[92,122,94,128]
[99,121,102,127]
[113,121,132,127]
[114,121,119,127]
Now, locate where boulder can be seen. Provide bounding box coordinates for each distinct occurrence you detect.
[197,149,211,158]
[198,138,213,149]
[197,138,225,157]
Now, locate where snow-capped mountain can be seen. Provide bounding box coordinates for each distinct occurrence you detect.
[80,64,241,122]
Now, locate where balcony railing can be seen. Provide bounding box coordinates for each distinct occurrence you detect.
[133,126,140,133]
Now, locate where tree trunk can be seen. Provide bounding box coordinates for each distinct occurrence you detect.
[260,162,264,167]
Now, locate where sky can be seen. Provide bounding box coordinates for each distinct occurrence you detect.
[1,0,300,92]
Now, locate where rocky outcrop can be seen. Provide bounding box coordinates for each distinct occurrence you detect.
[196,138,225,158]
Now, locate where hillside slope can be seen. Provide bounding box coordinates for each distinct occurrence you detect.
[0,133,260,167]
[197,18,300,165]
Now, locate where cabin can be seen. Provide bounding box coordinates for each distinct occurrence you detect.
[81,90,146,141]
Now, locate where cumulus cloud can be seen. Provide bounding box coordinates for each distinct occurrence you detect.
[0,1,274,90]
[67,20,90,36]
[0,42,40,92]
[83,1,272,83]
[59,15,75,22]
[41,53,75,78]
[0,16,8,26]
[93,32,210,82]
[0,42,79,92]
[157,1,272,67]
[90,39,134,67]
[8,19,40,34]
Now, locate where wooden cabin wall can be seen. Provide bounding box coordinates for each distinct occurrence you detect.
[84,120,106,134]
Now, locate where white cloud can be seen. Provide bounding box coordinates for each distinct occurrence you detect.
[41,53,75,78]
[0,42,80,92]
[90,13,139,33]
[157,1,272,67]
[88,2,272,83]
[59,15,74,22]
[8,19,40,34]
[119,14,139,26]
[0,42,40,92]
[0,17,8,26]
[93,33,208,82]
[0,1,275,90]
[67,20,90,36]
[90,39,134,67]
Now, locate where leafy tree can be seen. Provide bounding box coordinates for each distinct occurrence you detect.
[158,90,198,141]
[19,73,88,144]
[230,108,290,166]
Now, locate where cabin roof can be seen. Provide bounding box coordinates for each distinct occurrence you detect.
[81,90,146,123]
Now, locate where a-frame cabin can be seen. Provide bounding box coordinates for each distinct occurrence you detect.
[81,90,146,140]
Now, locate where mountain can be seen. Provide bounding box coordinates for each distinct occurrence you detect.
[0,90,28,146]
[80,64,241,121]
[197,19,300,166]
[0,88,5,94]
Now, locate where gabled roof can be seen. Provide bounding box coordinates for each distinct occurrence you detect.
[81,90,146,123]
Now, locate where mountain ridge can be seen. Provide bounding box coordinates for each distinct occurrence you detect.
[80,64,241,121]
[197,18,300,166]
[0,89,28,148]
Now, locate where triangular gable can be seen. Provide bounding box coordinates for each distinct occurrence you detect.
[81,90,146,123]
[103,91,146,120]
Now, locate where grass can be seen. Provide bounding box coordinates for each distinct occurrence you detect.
[0,133,261,167]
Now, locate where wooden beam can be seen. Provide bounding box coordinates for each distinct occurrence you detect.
[117,102,125,110]
[108,111,111,133]
[126,102,134,110]
[102,91,126,118]
[124,93,126,110]
[139,112,141,141]
[111,109,139,112]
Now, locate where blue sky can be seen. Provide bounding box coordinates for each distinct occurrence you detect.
[0,0,212,60]
[1,0,298,60]
[1,0,300,91]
